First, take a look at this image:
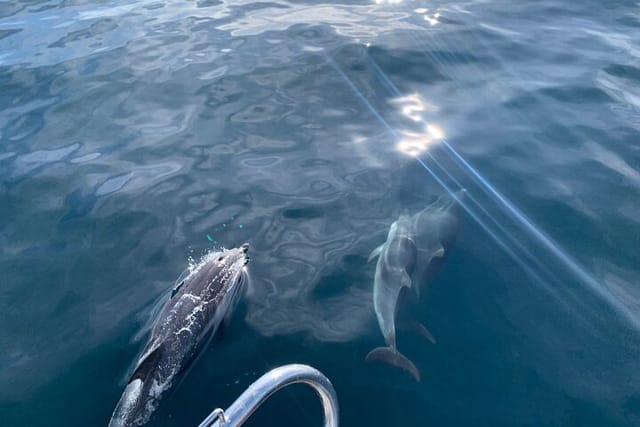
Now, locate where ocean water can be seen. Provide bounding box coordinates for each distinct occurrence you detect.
[1,0,640,425]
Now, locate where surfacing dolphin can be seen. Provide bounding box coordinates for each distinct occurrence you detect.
[109,243,250,427]
[366,190,464,381]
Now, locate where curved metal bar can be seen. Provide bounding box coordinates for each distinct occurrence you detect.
[198,364,339,427]
[198,408,227,427]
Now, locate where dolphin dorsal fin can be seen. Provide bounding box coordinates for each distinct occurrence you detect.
[368,244,384,263]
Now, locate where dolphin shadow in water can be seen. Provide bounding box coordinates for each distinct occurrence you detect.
[366,190,464,382]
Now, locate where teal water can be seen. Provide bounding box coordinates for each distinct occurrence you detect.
[2,0,640,425]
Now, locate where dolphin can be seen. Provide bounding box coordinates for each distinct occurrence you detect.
[109,243,250,427]
[366,191,463,381]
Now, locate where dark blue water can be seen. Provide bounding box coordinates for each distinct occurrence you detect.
[2,0,640,425]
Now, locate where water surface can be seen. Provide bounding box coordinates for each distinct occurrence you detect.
[1,0,640,425]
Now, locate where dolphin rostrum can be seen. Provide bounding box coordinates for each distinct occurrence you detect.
[109,243,250,426]
[366,191,463,381]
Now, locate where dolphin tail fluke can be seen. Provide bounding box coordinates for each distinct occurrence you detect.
[366,347,421,382]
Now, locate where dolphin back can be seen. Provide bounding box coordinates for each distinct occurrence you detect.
[108,244,250,426]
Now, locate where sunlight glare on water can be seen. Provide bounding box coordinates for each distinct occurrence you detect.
[391,94,444,157]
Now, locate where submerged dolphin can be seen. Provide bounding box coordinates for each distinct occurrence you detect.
[109,243,250,427]
[366,191,463,381]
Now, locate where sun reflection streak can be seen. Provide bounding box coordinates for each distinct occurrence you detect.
[392,93,434,122]
[396,131,434,157]
[393,93,444,156]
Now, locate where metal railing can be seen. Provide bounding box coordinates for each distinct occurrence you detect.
[198,364,339,427]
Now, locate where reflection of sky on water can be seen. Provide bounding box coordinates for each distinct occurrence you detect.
[0,0,434,68]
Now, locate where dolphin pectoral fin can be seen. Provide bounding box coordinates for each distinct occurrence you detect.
[131,343,164,382]
[410,321,437,345]
[434,246,445,258]
[366,347,421,382]
[368,244,384,263]
[110,347,164,427]
[396,269,414,305]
